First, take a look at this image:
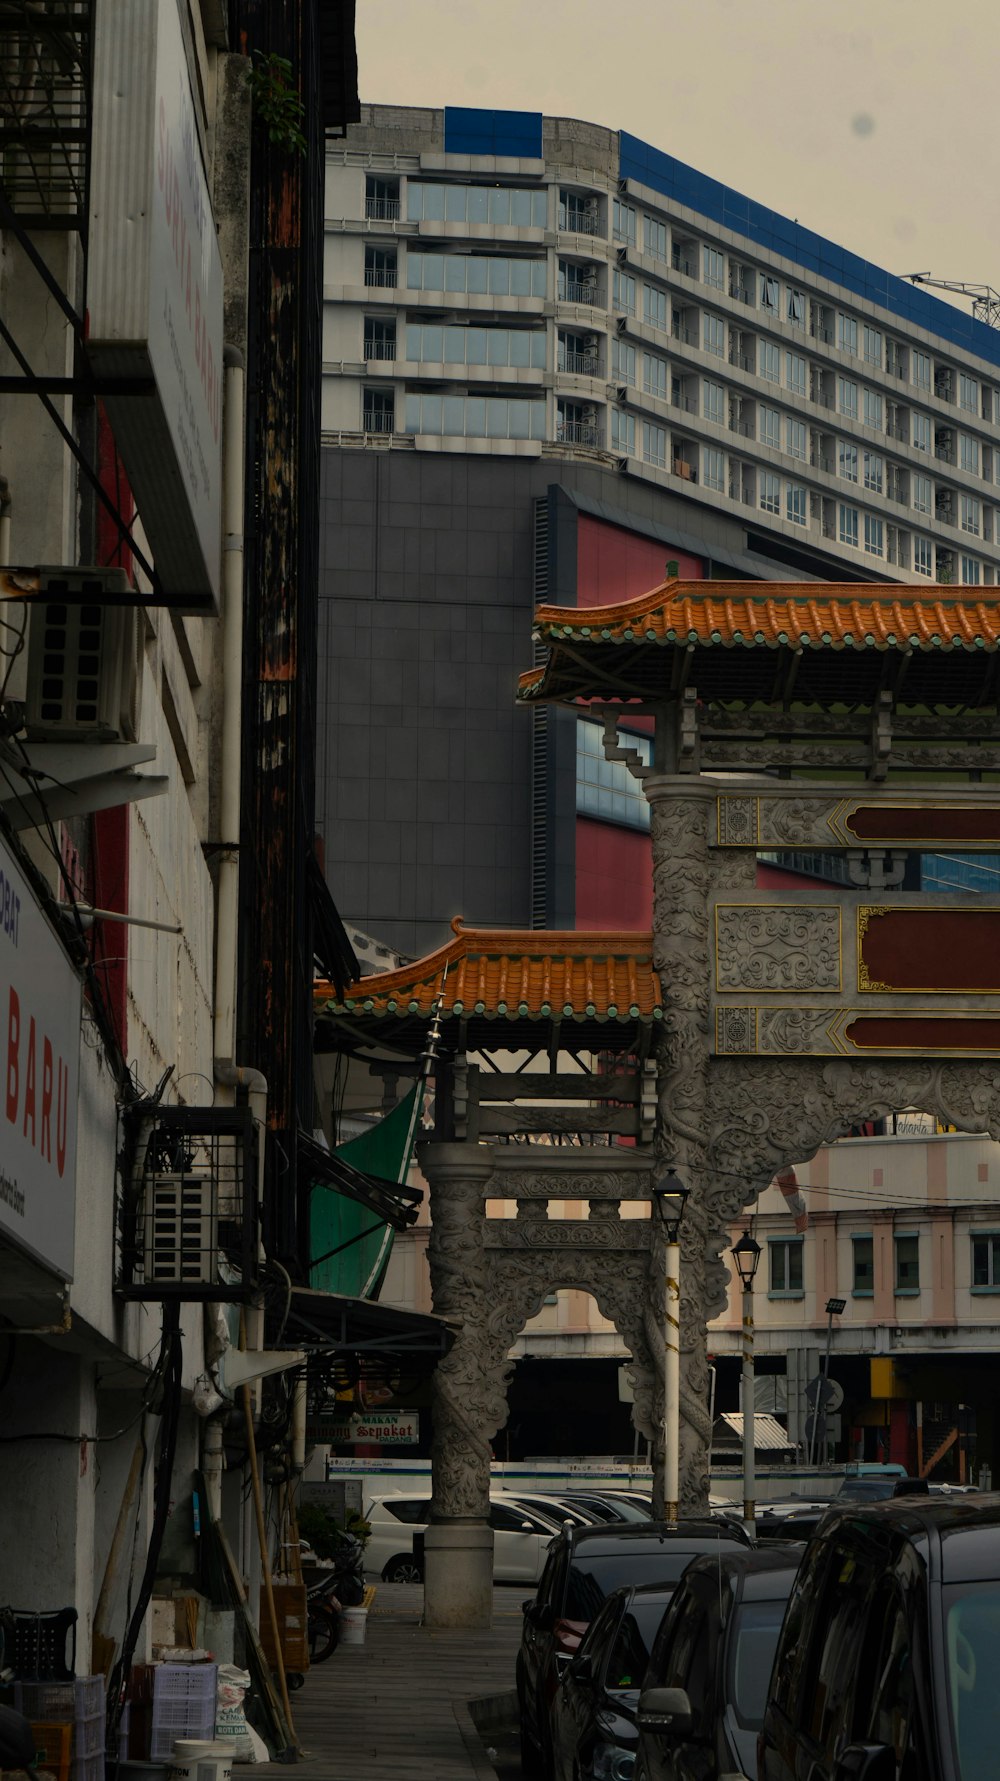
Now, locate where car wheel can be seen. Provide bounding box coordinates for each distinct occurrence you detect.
[519,1713,543,1778]
[382,1553,424,1583]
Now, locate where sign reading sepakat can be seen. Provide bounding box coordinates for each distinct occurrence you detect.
[325,1411,420,1446]
[0,835,81,1276]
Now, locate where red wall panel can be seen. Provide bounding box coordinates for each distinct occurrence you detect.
[575,817,652,931]
[576,515,702,608]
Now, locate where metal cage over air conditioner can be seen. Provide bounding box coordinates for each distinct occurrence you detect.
[117,1104,259,1301]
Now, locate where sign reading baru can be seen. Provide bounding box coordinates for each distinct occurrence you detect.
[0,836,80,1277]
[88,0,223,612]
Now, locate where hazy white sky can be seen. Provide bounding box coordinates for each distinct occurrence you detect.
[356,0,996,321]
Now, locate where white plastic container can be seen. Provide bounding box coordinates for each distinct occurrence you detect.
[339,1606,368,1646]
[168,1737,236,1781]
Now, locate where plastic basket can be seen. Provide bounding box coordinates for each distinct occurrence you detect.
[73,1712,106,1759]
[71,1753,105,1781]
[15,1676,105,1724]
[72,1679,105,1721]
[3,1608,77,1680]
[29,1720,72,1781]
[149,1665,218,1763]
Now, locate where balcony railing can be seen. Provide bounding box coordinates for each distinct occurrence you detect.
[730,283,754,304]
[561,352,600,376]
[364,266,398,287]
[364,339,397,360]
[365,197,400,220]
[673,394,697,413]
[672,324,698,345]
[562,282,598,305]
[562,211,601,235]
[671,250,696,276]
[557,421,600,446]
[362,411,395,434]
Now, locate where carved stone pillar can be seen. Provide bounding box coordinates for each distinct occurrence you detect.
[419,1141,498,1627]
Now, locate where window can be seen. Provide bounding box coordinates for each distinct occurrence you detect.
[912,349,931,390]
[364,317,396,360]
[405,392,545,440]
[703,245,725,288]
[863,325,882,367]
[576,719,651,828]
[961,554,981,585]
[760,406,780,450]
[703,379,725,425]
[839,441,858,482]
[894,1233,919,1292]
[612,338,636,386]
[912,412,931,452]
[363,387,394,433]
[409,323,546,369]
[760,274,780,312]
[912,472,932,514]
[960,433,979,474]
[787,417,806,460]
[703,312,725,356]
[760,471,780,515]
[703,445,725,491]
[644,285,668,330]
[409,251,546,296]
[644,352,668,400]
[786,482,807,525]
[864,513,884,556]
[760,341,780,383]
[613,199,636,245]
[787,287,805,327]
[646,216,667,262]
[612,268,636,315]
[365,174,400,221]
[852,1235,874,1296]
[914,535,933,576]
[863,451,884,493]
[838,313,858,355]
[769,1238,803,1295]
[972,1232,1000,1289]
[559,190,597,233]
[408,182,546,228]
[786,352,807,397]
[840,503,859,547]
[863,388,883,429]
[364,244,397,287]
[643,420,668,468]
[959,372,979,412]
[961,494,981,535]
[611,408,635,455]
[838,376,858,418]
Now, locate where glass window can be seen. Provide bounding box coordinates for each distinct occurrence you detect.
[769,1239,803,1293]
[786,352,807,396]
[760,471,781,515]
[960,433,979,474]
[840,441,858,482]
[408,181,545,228]
[863,325,883,367]
[613,199,636,245]
[864,513,884,556]
[760,274,780,312]
[961,494,981,535]
[838,376,858,418]
[787,417,806,460]
[960,373,979,412]
[730,1602,788,1731]
[644,285,668,330]
[612,268,636,314]
[853,1236,874,1294]
[864,388,883,428]
[643,420,668,468]
[895,1233,919,1291]
[704,312,725,356]
[364,316,397,359]
[644,352,668,400]
[703,379,725,425]
[612,338,636,385]
[913,472,932,514]
[838,313,859,354]
[441,394,465,435]
[646,217,667,262]
[973,1234,1000,1288]
[787,483,807,525]
[961,554,982,585]
[864,451,884,493]
[703,245,725,288]
[913,349,931,389]
[760,406,780,450]
[704,446,725,491]
[787,287,805,326]
[840,503,859,547]
[576,719,651,829]
[914,536,933,576]
[913,412,932,452]
[760,341,780,383]
[611,408,635,454]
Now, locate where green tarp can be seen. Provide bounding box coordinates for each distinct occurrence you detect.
[308,1084,419,1297]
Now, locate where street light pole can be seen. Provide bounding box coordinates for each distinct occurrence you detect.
[731,1230,762,1529]
[652,1170,690,1521]
[810,1296,847,1466]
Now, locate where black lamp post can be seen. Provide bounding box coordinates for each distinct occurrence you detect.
[651,1169,689,1518]
[731,1229,762,1526]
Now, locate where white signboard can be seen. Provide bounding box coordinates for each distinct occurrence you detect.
[331,1412,420,1446]
[0,836,81,1276]
[88,0,223,612]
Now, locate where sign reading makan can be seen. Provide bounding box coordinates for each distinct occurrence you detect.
[88,0,223,611]
[327,1411,420,1446]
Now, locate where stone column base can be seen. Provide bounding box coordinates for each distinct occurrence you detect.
[422,1520,495,1628]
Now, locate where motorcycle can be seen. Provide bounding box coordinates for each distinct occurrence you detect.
[285,1530,366,1684]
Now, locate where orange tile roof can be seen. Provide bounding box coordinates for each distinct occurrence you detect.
[315,919,662,1023]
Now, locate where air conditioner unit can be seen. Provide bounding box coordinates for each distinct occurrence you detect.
[142,1171,216,1288]
[25,600,140,741]
[120,1102,259,1301]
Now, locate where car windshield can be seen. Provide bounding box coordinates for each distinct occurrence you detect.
[727,1601,787,1729]
[566,1546,732,1622]
[837,1479,896,1500]
[604,1598,672,1692]
[944,1582,1000,1780]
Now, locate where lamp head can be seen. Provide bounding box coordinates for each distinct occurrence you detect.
[826,1296,847,1317]
[731,1228,762,1290]
[651,1168,689,1237]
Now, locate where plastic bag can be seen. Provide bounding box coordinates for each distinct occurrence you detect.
[216,1664,255,1761]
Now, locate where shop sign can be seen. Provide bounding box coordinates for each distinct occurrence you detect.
[0,836,81,1276]
[324,1411,420,1446]
[88,0,223,611]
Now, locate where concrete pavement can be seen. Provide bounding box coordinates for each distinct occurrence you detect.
[256,1583,523,1780]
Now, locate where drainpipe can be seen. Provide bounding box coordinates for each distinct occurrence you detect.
[213,347,247,1095]
[0,478,11,563]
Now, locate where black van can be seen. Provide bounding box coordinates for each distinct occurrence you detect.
[758,1494,1000,1781]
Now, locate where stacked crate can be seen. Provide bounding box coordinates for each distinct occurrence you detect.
[15,1676,106,1781]
[149,1664,218,1762]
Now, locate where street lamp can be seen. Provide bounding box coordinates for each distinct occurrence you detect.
[731,1230,762,1527]
[652,1169,690,1520]
[808,1296,847,1468]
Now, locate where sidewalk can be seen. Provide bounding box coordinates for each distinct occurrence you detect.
[256,1583,523,1780]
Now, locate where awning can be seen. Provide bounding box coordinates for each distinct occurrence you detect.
[714,1412,795,1452]
[299,1130,421,1232]
[285,1285,455,1361]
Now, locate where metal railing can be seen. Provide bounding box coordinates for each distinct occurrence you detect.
[671,251,696,276]
[364,339,397,360]
[362,410,395,434]
[364,266,398,287]
[562,282,599,305]
[561,353,600,376]
[562,211,601,235]
[557,421,600,446]
[365,197,401,220]
[672,324,698,345]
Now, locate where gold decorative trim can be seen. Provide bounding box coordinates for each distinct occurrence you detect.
[857,905,892,993]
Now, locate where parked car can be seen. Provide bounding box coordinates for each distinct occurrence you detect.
[517,1519,753,1779]
[362,1490,563,1583]
[499,1491,603,1529]
[634,1545,800,1781]
[558,1492,653,1525]
[551,1580,676,1781]
[758,1493,1000,1781]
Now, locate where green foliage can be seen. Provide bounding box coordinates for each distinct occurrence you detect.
[247,52,307,156]
[298,1501,371,1557]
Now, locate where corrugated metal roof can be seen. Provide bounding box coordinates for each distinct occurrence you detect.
[716,1412,795,1451]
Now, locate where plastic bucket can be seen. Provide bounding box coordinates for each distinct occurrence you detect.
[168,1738,236,1781]
[339,1606,368,1647]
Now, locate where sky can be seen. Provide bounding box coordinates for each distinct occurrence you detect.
[356,0,996,323]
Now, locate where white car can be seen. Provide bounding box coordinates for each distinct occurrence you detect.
[363,1490,563,1583]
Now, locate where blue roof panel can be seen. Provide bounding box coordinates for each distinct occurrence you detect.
[444,107,543,159]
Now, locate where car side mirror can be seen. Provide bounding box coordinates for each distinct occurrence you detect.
[568,1653,593,1684]
[521,1520,535,1531]
[523,1600,554,1630]
[638,1686,693,1739]
[833,1745,896,1781]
